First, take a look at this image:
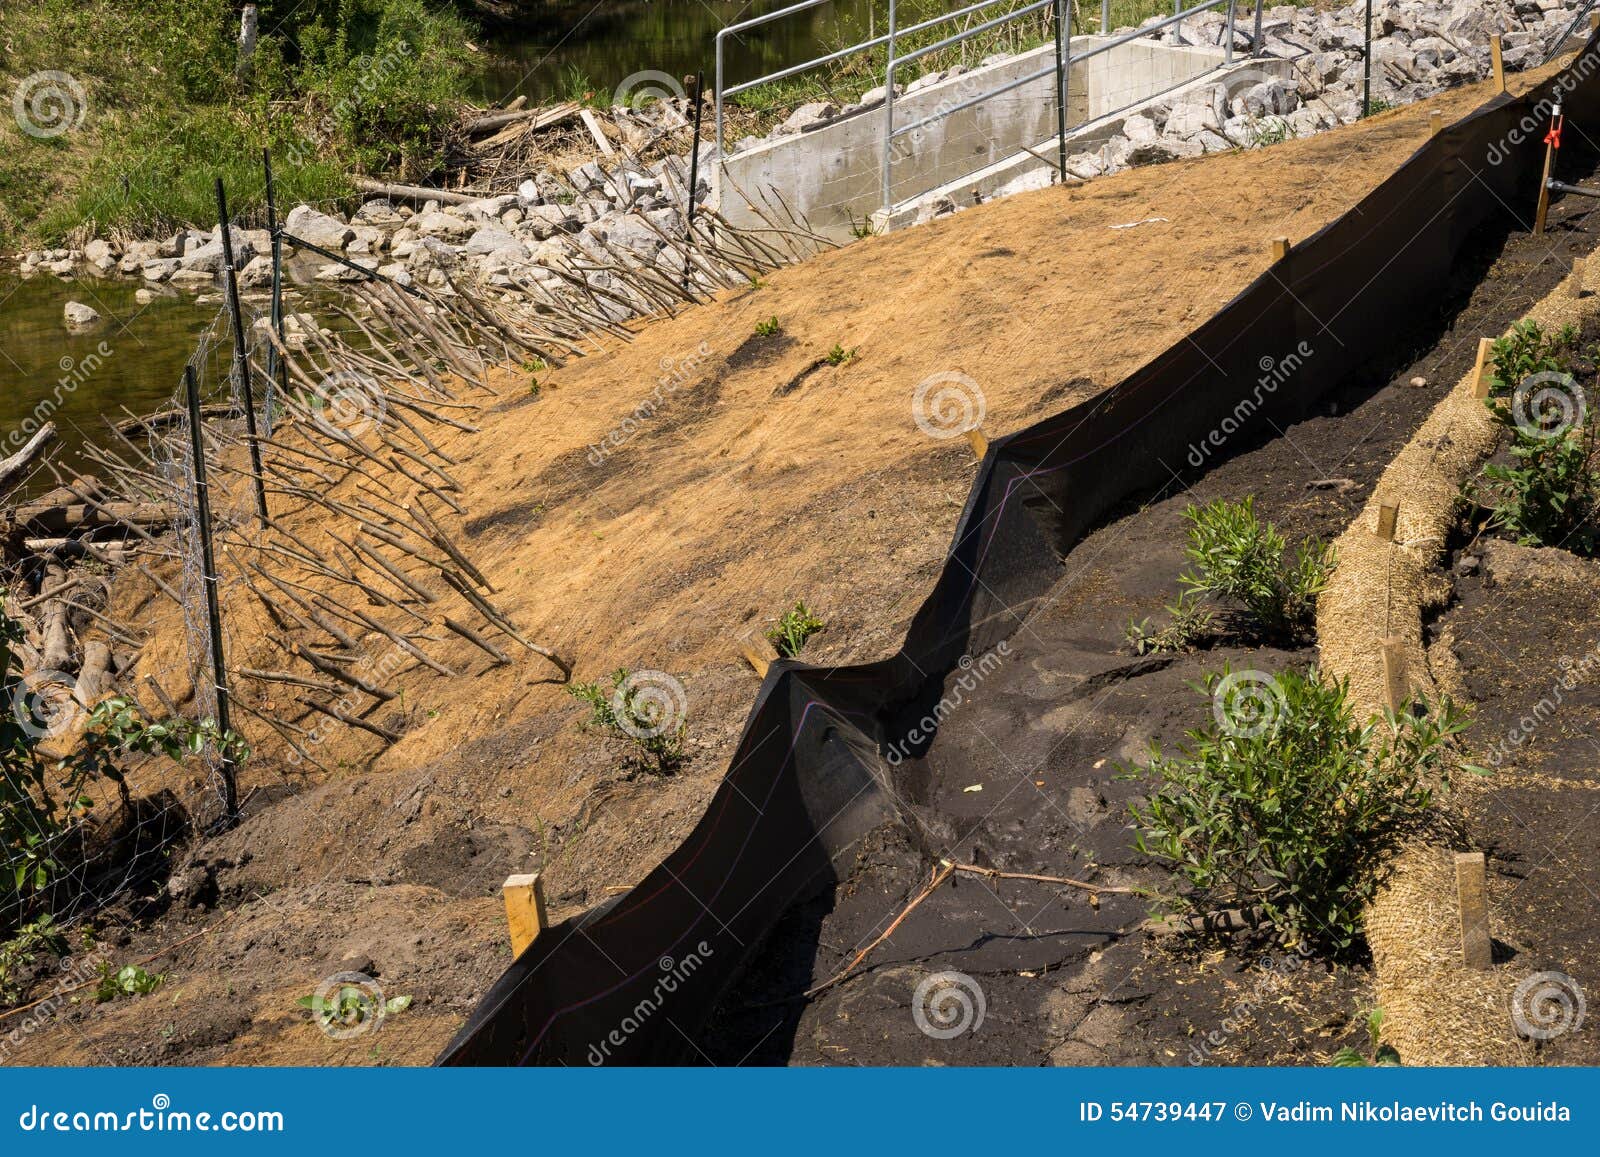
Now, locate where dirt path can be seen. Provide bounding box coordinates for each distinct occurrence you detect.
[5,62,1586,1066]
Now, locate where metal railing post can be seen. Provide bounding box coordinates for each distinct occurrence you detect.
[881,0,898,218]
[1054,0,1069,177]
[715,31,725,156]
[1224,0,1236,64]
[1102,0,1110,33]
[1253,0,1264,57]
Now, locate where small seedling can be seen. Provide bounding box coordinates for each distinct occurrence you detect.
[766,601,825,658]
[94,962,165,1003]
[528,379,541,398]
[567,668,686,777]
[1126,592,1213,655]
[825,343,857,366]
[754,316,781,338]
[297,987,411,1033]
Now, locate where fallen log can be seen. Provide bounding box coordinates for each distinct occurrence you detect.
[113,403,237,437]
[0,423,58,500]
[352,178,482,207]
[464,99,581,137]
[6,500,173,536]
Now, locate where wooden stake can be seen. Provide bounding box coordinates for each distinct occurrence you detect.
[1490,36,1505,94]
[503,872,548,957]
[1471,337,1496,399]
[1270,237,1290,262]
[739,629,779,677]
[1455,851,1493,969]
[1375,502,1399,541]
[1429,110,1443,136]
[1380,636,1409,713]
[1534,128,1557,237]
[1571,255,1587,299]
[964,426,989,460]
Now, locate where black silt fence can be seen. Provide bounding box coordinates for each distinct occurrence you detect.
[438,38,1600,1066]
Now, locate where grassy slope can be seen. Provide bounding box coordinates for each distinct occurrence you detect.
[0,0,471,249]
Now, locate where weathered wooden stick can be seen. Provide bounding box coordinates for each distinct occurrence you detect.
[300,696,404,743]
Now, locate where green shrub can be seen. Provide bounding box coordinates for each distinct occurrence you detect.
[1125,667,1473,953]
[1177,497,1333,643]
[766,602,825,658]
[566,668,686,777]
[1487,320,1578,398]
[0,916,66,1006]
[94,962,166,1003]
[1126,592,1213,655]
[754,316,782,338]
[1480,401,1600,554]
[1330,1007,1403,1066]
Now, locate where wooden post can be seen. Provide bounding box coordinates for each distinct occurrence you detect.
[1380,636,1408,712]
[1270,236,1290,262]
[964,426,989,459]
[1471,336,1496,399]
[1490,36,1505,94]
[1571,255,1587,299]
[1455,852,1493,969]
[1375,502,1399,541]
[1429,110,1443,136]
[738,629,779,677]
[503,872,548,957]
[1534,105,1560,237]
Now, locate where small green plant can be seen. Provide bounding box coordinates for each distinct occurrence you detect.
[825,343,857,366]
[1362,98,1393,118]
[1126,592,1214,655]
[297,985,411,1033]
[1253,116,1291,146]
[1487,320,1577,398]
[1479,397,1600,554]
[528,379,541,398]
[848,216,878,240]
[566,668,686,777]
[766,602,825,658]
[754,316,782,338]
[94,962,165,1003]
[1178,497,1333,643]
[1330,1007,1403,1066]
[1125,667,1474,953]
[0,916,66,1006]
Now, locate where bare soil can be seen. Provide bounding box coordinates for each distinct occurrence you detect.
[4,64,1586,1066]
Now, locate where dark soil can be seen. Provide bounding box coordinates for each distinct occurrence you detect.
[700,151,1600,1067]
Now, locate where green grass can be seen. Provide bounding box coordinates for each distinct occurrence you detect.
[0,0,473,246]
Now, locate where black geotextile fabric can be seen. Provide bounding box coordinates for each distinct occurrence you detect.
[438,39,1600,1066]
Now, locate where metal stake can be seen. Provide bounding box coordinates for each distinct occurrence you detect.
[1363,0,1373,116]
[214,177,269,525]
[1053,0,1069,178]
[184,364,239,827]
[261,149,288,429]
[685,71,706,292]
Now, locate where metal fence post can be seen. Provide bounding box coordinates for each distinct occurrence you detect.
[1362,0,1373,114]
[184,363,239,827]
[880,0,899,220]
[1225,0,1237,64]
[213,177,269,526]
[685,71,705,292]
[1102,0,1110,33]
[1253,0,1265,57]
[261,149,288,430]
